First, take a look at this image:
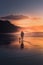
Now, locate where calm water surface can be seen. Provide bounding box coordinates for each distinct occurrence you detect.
[0,33,43,65]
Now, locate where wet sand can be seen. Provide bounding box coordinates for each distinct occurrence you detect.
[0,47,43,65]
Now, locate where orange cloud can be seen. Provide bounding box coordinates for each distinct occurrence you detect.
[31,17,41,21]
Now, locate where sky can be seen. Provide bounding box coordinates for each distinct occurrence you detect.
[0,0,43,17]
[0,0,43,32]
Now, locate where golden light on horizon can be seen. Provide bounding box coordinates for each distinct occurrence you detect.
[10,17,43,27]
[10,19,30,27]
[10,17,43,32]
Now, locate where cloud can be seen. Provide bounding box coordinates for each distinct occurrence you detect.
[31,17,41,21]
[0,15,29,20]
[0,15,41,21]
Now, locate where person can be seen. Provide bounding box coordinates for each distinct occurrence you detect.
[21,31,24,40]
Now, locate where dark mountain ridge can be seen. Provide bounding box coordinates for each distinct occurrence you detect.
[0,20,20,33]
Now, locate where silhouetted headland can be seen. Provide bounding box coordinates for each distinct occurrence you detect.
[0,20,21,33]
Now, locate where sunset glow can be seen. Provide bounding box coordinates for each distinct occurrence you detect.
[0,0,43,49]
[10,17,43,32]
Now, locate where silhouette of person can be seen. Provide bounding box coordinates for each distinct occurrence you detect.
[21,31,24,40]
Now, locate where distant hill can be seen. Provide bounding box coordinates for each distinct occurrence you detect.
[0,20,21,33]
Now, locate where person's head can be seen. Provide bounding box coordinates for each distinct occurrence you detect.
[21,31,23,33]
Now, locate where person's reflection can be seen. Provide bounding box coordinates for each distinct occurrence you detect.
[20,40,24,49]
